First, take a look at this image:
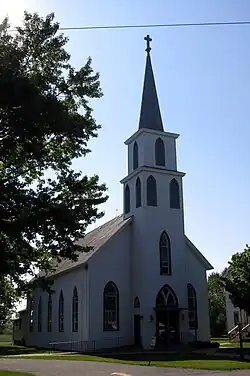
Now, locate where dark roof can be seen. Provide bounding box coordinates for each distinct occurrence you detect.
[37,215,132,279]
[138,50,164,132]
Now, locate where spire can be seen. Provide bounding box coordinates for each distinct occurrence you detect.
[138,35,164,132]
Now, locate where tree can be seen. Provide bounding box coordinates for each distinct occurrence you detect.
[207,272,227,337]
[223,245,250,316]
[0,12,108,294]
[0,276,16,332]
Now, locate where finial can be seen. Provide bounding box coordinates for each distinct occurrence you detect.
[144,34,152,53]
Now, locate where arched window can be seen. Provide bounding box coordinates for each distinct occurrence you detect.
[103,281,119,331]
[156,285,178,308]
[159,232,172,275]
[29,297,34,333]
[58,290,64,332]
[170,178,180,209]
[147,175,157,206]
[38,296,42,332]
[134,297,140,308]
[136,177,141,208]
[124,184,130,214]
[72,286,78,332]
[155,137,165,166]
[133,141,139,170]
[47,293,52,332]
[187,284,198,329]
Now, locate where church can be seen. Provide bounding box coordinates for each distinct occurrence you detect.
[13,35,213,351]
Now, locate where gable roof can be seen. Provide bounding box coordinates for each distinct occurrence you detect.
[36,214,132,279]
[185,236,213,271]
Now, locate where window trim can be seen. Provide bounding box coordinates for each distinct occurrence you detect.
[155,137,165,166]
[136,177,142,208]
[72,286,79,333]
[58,290,64,333]
[47,293,52,333]
[170,178,180,209]
[159,231,172,275]
[187,283,198,330]
[37,296,42,333]
[146,175,157,206]
[124,184,130,213]
[133,141,139,170]
[103,281,119,332]
[134,296,140,308]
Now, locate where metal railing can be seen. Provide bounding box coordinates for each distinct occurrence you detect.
[49,336,129,353]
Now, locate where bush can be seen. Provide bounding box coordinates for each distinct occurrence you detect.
[190,341,220,349]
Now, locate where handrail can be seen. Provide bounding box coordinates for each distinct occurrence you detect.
[228,325,239,335]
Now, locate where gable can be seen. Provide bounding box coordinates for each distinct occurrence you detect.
[34,215,132,280]
[185,236,213,271]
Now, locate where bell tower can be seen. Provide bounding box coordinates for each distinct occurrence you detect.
[121,35,185,222]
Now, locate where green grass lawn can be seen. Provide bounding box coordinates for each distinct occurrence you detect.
[0,372,35,376]
[2,354,250,370]
[0,334,12,343]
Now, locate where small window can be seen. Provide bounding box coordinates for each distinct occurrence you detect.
[147,175,157,206]
[38,296,42,332]
[58,290,64,332]
[155,137,165,166]
[187,284,198,329]
[136,177,141,208]
[133,141,139,170]
[72,286,78,332]
[134,297,140,308]
[124,184,130,214]
[170,178,180,209]
[103,281,119,331]
[47,293,52,333]
[159,232,172,275]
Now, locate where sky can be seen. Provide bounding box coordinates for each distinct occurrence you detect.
[1,0,250,276]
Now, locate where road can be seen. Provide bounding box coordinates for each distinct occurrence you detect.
[0,358,248,376]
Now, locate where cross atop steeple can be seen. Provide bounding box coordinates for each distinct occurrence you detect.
[144,34,152,53]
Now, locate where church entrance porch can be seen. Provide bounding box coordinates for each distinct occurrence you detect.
[155,285,180,348]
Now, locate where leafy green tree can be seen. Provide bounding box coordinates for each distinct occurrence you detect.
[208,272,227,337]
[223,245,250,316]
[0,11,108,296]
[0,277,16,332]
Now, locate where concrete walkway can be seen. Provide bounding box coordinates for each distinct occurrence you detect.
[0,358,249,376]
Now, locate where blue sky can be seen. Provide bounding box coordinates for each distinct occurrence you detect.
[2,0,250,273]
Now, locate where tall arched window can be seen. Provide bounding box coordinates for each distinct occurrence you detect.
[170,178,180,209]
[29,297,34,332]
[47,293,52,332]
[124,184,130,214]
[155,137,165,166]
[58,290,64,332]
[159,231,172,275]
[147,175,157,206]
[136,177,141,208]
[133,141,139,170]
[72,286,78,332]
[38,296,42,332]
[103,281,119,331]
[187,283,198,329]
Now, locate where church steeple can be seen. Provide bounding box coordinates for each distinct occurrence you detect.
[138,35,164,132]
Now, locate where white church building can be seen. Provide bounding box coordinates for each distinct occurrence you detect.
[13,35,213,351]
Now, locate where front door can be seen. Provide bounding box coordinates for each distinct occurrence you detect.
[134,315,141,346]
[156,310,179,346]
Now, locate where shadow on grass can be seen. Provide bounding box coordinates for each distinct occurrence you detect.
[93,347,250,363]
[0,344,48,356]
